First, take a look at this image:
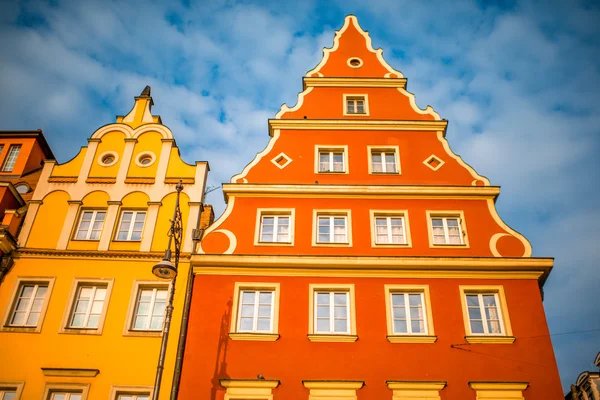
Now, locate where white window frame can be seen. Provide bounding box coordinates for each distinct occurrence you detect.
[68,285,107,329]
[131,287,168,331]
[459,285,514,344]
[254,209,295,247]
[426,211,469,248]
[384,285,436,343]
[371,150,397,173]
[7,282,48,327]
[115,210,146,241]
[49,394,82,400]
[60,278,113,335]
[116,394,150,400]
[1,277,55,333]
[259,215,290,243]
[317,216,347,244]
[374,216,407,245]
[465,293,505,336]
[319,150,345,173]
[308,284,357,342]
[74,210,106,241]
[236,289,275,333]
[0,382,24,400]
[313,210,352,247]
[314,145,348,174]
[2,145,21,172]
[389,292,428,335]
[343,94,369,116]
[229,282,281,341]
[109,387,153,400]
[314,291,350,334]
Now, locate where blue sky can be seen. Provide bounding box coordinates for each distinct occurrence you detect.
[1,0,599,391]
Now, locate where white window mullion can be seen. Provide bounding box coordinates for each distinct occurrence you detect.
[22,284,38,325]
[477,294,488,335]
[329,292,335,333]
[147,288,158,330]
[387,217,393,243]
[253,292,260,332]
[81,287,95,327]
[127,213,136,240]
[380,152,386,172]
[329,217,334,242]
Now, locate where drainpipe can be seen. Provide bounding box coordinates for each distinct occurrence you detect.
[170,207,204,399]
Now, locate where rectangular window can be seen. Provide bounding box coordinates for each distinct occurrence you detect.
[319,151,345,172]
[345,96,367,115]
[0,145,4,155]
[2,146,21,172]
[116,394,149,400]
[465,293,504,335]
[459,286,514,343]
[229,282,280,340]
[317,215,347,243]
[74,210,106,240]
[7,283,48,327]
[48,393,82,400]
[431,217,462,245]
[390,292,427,335]
[315,291,350,334]
[131,287,168,331]
[371,150,397,173]
[69,285,107,329]
[308,284,357,341]
[375,216,406,244]
[116,211,146,241]
[0,390,16,400]
[237,290,274,333]
[259,215,290,243]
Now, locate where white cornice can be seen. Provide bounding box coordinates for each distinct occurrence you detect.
[268,119,447,136]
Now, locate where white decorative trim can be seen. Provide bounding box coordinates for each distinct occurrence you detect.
[97,151,119,167]
[270,152,292,170]
[197,197,236,254]
[306,15,403,78]
[423,154,445,171]
[436,131,490,185]
[135,151,156,168]
[397,87,441,120]
[231,130,281,182]
[275,87,314,119]
[486,199,532,257]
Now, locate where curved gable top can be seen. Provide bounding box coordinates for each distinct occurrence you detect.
[307,15,403,78]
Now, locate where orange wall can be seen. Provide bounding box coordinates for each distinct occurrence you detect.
[179,275,562,399]
[201,196,526,257]
[237,130,479,186]
[0,138,45,176]
[0,186,22,221]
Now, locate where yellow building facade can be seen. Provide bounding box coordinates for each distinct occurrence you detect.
[0,87,209,400]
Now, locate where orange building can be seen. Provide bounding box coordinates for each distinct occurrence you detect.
[178,16,563,399]
[0,130,55,283]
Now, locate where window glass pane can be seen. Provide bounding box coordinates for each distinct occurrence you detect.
[87,314,100,328]
[150,316,163,330]
[333,293,347,305]
[393,306,406,319]
[334,319,347,332]
[134,315,148,329]
[258,292,272,304]
[317,292,330,305]
[258,305,271,317]
[70,395,82,400]
[394,320,407,333]
[391,294,404,306]
[411,320,424,334]
[466,295,479,306]
[51,394,66,400]
[408,294,422,306]
[470,320,485,334]
[241,291,255,304]
[257,318,270,331]
[241,304,254,317]
[316,318,329,332]
[334,305,347,318]
[4,393,17,400]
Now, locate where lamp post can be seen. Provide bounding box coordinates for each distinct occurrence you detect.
[151,180,184,400]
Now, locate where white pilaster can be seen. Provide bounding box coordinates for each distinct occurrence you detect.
[183,202,202,253]
[17,201,41,247]
[140,202,161,252]
[99,202,121,251]
[56,201,82,250]
[117,139,137,182]
[156,140,173,183]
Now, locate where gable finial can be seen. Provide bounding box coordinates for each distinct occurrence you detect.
[140,85,151,97]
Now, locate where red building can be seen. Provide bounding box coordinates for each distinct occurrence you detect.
[179,16,562,399]
[0,130,55,283]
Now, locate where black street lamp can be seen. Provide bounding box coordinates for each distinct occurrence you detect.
[151,180,184,400]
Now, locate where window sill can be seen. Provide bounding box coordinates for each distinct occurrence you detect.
[317,171,347,174]
[123,329,163,338]
[59,327,103,335]
[430,243,469,249]
[0,325,42,333]
[372,243,412,249]
[313,242,351,248]
[229,332,280,341]
[465,335,516,344]
[307,334,358,343]
[255,241,294,247]
[370,172,400,175]
[387,335,437,343]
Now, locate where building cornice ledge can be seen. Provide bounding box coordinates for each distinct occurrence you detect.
[16,248,192,261]
[303,77,407,89]
[268,119,447,136]
[223,184,500,200]
[191,255,553,283]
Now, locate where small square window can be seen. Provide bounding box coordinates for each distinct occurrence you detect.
[319,151,344,172]
[375,216,406,244]
[260,215,290,243]
[460,285,514,344]
[0,382,24,400]
[131,287,168,331]
[308,284,357,342]
[74,210,106,240]
[343,94,369,116]
[229,283,280,341]
[371,151,399,174]
[116,211,146,241]
[427,211,469,248]
[2,146,21,172]
[42,384,89,400]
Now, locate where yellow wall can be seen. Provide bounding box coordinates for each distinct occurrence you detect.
[0,257,189,399]
[151,192,190,252]
[127,131,163,179]
[51,147,88,178]
[165,147,196,180]
[26,191,70,248]
[109,192,150,252]
[88,131,126,179]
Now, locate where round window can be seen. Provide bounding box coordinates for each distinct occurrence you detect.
[347,57,363,68]
[15,184,30,194]
[97,151,119,167]
[135,152,156,167]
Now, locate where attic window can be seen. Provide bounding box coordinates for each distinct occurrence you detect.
[347,57,363,68]
[343,94,369,116]
[98,151,119,167]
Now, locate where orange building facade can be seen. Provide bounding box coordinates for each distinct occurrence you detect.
[179,16,563,399]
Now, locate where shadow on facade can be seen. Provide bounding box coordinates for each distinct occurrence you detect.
[210,298,232,400]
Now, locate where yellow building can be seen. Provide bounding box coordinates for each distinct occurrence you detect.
[0,87,209,400]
